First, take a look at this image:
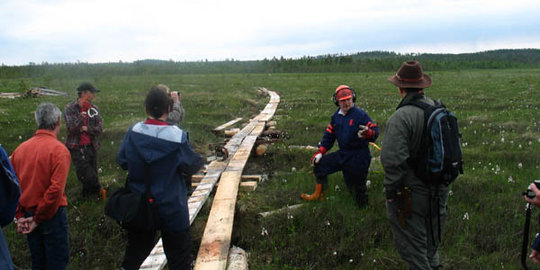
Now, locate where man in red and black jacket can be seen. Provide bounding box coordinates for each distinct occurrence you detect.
[64,82,105,200]
[300,85,379,207]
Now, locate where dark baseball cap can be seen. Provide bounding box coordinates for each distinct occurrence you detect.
[77,82,100,93]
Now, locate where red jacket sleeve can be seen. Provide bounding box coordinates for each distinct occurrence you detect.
[33,148,70,224]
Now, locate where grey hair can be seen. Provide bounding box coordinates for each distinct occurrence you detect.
[154,84,170,93]
[35,103,61,130]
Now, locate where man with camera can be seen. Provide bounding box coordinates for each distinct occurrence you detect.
[525,181,540,263]
[152,84,185,126]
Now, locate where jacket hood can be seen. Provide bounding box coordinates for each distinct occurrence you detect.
[129,122,185,163]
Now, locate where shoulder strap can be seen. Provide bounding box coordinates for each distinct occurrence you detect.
[144,162,152,198]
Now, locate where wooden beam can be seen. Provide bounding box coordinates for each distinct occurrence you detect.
[194,90,277,270]
[213,117,243,133]
[141,88,279,270]
[259,204,304,218]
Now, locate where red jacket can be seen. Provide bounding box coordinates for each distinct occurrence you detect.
[11,130,71,224]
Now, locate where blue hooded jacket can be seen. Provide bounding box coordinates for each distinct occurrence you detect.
[117,122,203,231]
[1,144,19,270]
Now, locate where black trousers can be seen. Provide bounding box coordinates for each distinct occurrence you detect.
[70,146,101,197]
[122,228,192,270]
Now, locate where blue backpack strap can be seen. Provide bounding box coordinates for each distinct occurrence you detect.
[0,145,21,227]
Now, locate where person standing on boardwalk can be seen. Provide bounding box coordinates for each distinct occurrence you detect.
[11,103,71,270]
[64,82,106,200]
[381,60,450,269]
[300,85,379,207]
[117,87,203,269]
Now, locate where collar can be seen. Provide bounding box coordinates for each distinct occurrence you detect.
[396,92,425,110]
[338,106,355,116]
[145,118,169,126]
[35,129,57,138]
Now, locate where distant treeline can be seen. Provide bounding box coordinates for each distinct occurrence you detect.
[1,49,540,79]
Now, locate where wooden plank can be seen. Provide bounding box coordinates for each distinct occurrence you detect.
[195,142,256,269]
[194,90,278,270]
[239,181,257,191]
[213,117,243,132]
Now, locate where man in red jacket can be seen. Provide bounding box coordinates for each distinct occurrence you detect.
[64,82,105,200]
[11,102,71,270]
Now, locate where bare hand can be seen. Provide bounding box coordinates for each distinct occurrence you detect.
[531,249,540,264]
[16,217,38,234]
[525,183,540,207]
[170,91,180,103]
[81,126,88,132]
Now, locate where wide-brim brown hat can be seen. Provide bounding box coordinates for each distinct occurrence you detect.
[388,60,431,88]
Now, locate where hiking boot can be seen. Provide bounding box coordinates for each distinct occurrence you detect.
[99,188,107,201]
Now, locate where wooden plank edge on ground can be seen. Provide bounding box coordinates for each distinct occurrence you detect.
[139,88,279,270]
[194,88,279,270]
[212,117,243,133]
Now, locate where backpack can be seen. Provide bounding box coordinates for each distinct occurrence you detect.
[401,98,464,185]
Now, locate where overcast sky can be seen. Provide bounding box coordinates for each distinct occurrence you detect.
[1,0,539,66]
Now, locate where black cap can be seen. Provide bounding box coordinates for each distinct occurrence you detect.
[77,82,100,93]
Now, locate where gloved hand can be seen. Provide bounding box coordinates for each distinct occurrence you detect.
[311,147,326,166]
[358,125,374,140]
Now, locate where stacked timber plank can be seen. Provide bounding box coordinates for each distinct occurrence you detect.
[140,88,279,270]
[194,88,278,269]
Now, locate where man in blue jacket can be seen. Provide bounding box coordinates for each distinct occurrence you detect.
[300,85,379,207]
[117,86,203,270]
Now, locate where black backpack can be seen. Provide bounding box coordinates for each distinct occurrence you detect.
[401,97,464,185]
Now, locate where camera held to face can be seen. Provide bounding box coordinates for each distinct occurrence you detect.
[524,180,540,199]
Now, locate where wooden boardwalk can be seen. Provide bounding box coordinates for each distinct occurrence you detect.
[140,88,279,270]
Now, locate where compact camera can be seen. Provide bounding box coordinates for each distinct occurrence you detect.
[524,180,540,199]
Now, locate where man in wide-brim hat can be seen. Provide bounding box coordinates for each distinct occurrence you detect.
[381,60,451,269]
[387,60,432,89]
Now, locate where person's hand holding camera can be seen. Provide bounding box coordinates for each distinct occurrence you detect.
[525,181,540,207]
[170,91,180,103]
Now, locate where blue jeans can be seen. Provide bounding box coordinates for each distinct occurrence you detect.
[26,207,69,270]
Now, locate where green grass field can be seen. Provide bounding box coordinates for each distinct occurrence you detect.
[1,69,539,269]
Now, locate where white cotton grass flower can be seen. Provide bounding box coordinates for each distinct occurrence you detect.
[261,227,268,236]
[508,176,514,183]
[335,185,341,192]
[518,163,523,169]
[366,180,371,188]
[463,212,470,220]
[325,220,331,226]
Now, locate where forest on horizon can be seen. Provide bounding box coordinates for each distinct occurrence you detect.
[1,49,540,79]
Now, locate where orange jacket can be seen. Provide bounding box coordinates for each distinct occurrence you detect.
[11,130,71,224]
